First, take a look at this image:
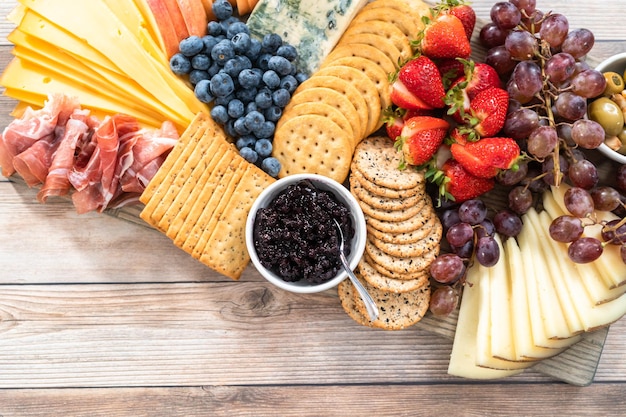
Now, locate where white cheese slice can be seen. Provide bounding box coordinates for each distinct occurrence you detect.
[247,0,369,76]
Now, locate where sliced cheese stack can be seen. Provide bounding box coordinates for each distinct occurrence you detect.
[448,185,626,379]
[139,112,275,280]
[1,0,209,132]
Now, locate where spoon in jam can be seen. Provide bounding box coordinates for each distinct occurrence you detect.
[333,218,379,322]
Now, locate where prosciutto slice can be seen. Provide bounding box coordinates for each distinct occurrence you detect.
[0,94,80,177]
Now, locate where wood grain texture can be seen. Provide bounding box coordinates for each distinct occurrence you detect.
[0,0,626,415]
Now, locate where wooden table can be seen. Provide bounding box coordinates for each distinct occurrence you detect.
[1,1,625,415]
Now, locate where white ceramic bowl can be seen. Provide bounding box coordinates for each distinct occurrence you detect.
[245,173,366,294]
[594,52,626,164]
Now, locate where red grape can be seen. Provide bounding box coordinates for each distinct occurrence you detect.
[539,13,569,47]
[491,2,522,30]
[549,215,584,243]
[429,285,460,316]
[475,235,501,267]
[430,253,466,284]
[568,237,603,263]
[564,186,595,218]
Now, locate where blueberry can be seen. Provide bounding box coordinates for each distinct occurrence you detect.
[256,53,272,70]
[212,0,233,21]
[207,61,221,77]
[227,99,245,119]
[227,22,250,39]
[276,44,298,61]
[210,71,235,97]
[211,39,235,65]
[210,105,229,125]
[295,72,309,84]
[239,146,258,163]
[235,87,257,104]
[189,69,210,85]
[207,21,223,37]
[262,70,281,89]
[231,32,251,54]
[261,157,281,177]
[279,75,298,93]
[236,135,256,150]
[255,138,273,158]
[202,35,220,54]
[219,16,240,34]
[191,53,211,70]
[238,68,261,89]
[255,88,273,109]
[244,110,265,131]
[234,116,251,135]
[256,121,275,139]
[272,88,290,107]
[179,36,204,56]
[194,79,214,104]
[224,119,238,137]
[169,53,191,75]
[245,38,262,62]
[264,106,282,122]
[245,102,258,114]
[268,56,293,76]
[224,55,252,78]
[261,33,283,53]
[214,93,235,107]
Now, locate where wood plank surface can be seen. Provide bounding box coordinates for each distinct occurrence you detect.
[1,0,626,415]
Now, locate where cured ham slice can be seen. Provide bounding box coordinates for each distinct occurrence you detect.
[12,133,60,186]
[0,94,80,176]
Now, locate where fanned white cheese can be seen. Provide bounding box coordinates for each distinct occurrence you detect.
[247,0,369,75]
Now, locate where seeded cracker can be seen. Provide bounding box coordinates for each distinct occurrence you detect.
[365,203,437,235]
[352,136,425,190]
[366,238,438,275]
[364,252,431,281]
[352,273,431,330]
[350,175,423,212]
[358,257,429,293]
[337,279,374,328]
[350,168,421,199]
[366,212,438,245]
[358,197,425,223]
[370,223,442,258]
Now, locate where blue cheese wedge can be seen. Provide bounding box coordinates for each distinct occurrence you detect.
[247,0,369,76]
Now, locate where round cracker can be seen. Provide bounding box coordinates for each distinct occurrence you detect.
[362,0,431,26]
[337,33,404,67]
[286,87,362,147]
[370,222,442,258]
[365,238,438,274]
[350,174,423,212]
[364,252,430,281]
[352,276,431,330]
[277,101,354,141]
[350,169,422,200]
[273,114,353,183]
[314,66,382,137]
[322,43,398,76]
[357,195,426,223]
[295,74,369,141]
[351,7,422,39]
[366,211,438,244]
[320,56,392,114]
[341,21,413,61]
[352,136,425,190]
[358,257,428,293]
[365,203,437,235]
[337,278,374,328]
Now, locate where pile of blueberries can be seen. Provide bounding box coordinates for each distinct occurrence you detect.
[169,0,307,177]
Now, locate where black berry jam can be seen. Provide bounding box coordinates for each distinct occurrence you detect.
[253,179,355,284]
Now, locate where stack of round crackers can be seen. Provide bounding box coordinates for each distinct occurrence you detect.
[338,136,442,330]
[272,0,431,184]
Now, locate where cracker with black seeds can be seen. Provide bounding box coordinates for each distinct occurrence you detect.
[365,204,436,235]
[358,257,428,293]
[365,238,438,275]
[337,278,374,328]
[350,168,421,200]
[370,221,442,258]
[350,174,425,212]
[364,252,431,281]
[352,274,431,330]
[366,212,438,245]
[357,196,425,223]
[352,136,425,190]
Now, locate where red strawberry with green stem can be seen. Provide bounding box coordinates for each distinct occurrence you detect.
[457,86,509,141]
[450,137,521,178]
[429,159,495,204]
[435,0,477,40]
[397,55,446,109]
[416,13,471,59]
[445,61,502,123]
[396,116,450,166]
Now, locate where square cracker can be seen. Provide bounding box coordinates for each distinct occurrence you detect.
[197,165,275,280]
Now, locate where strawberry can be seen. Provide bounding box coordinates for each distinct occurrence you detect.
[397,116,449,166]
[397,55,446,109]
[431,159,495,203]
[383,108,406,141]
[450,137,520,178]
[445,61,502,123]
[419,13,471,60]
[462,86,509,139]
[389,79,433,111]
[437,58,466,89]
[447,3,476,40]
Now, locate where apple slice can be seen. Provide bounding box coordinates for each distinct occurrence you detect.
[162,0,189,42]
[177,0,208,37]
[145,0,181,57]
[448,263,525,379]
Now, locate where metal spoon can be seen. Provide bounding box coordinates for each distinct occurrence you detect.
[333,218,379,322]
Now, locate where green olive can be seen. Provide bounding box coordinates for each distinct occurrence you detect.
[619,126,626,143]
[603,71,625,96]
[588,97,624,136]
